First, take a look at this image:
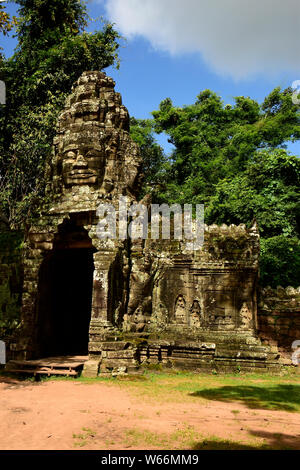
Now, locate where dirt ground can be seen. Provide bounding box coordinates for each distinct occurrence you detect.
[0,374,300,450]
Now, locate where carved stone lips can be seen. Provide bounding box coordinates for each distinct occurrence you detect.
[68,169,96,178]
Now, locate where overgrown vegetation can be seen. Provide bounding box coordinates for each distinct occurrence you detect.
[0,231,23,336]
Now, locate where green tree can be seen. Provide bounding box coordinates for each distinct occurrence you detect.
[130,117,168,199]
[260,236,300,288]
[206,149,300,238]
[0,0,121,225]
[0,2,14,36]
[152,89,300,206]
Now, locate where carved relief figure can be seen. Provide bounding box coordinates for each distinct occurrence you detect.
[240,302,253,329]
[190,300,201,327]
[174,294,187,324]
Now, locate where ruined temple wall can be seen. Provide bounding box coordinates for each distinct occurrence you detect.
[258,286,300,359]
[124,222,260,335]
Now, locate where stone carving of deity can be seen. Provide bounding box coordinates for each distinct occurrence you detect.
[190,300,201,327]
[240,302,252,329]
[174,295,187,324]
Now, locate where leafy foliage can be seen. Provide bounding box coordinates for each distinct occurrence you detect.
[152,89,300,206]
[260,236,300,288]
[0,0,121,225]
[0,231,23,337]
[204,149,300,287]
[130,117,168,199]
[0,2,15,37]
[206,149,300,238]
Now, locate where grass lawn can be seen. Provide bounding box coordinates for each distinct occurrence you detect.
[75,368,300,412]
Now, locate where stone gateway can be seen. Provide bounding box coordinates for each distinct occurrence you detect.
[12,71,282,375]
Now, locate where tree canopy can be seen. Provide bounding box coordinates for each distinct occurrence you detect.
[206,149,300,239]
[152,89,300,206]
[130,117,167,198]
[0,2,15,37]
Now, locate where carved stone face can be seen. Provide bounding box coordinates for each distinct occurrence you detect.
[61,142,105,187]
[51,71,140,197]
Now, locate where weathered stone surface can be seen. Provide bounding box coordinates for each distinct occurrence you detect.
[7,71,291,374]
[0,229,23,361]
[258,286,300,363]
[81,360,100,378]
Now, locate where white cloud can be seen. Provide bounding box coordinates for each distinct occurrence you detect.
[103,0,300,79]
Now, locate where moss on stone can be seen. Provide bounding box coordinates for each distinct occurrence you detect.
[0,231,23,337]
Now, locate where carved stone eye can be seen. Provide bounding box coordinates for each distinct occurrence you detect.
[67,151,76,158]
[86,150,99,158]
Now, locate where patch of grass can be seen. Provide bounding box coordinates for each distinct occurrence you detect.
[3,369,300,413]
[123,426,280,450]
[73,433,85,440]
[124,425,199,450]
[76,370,300,412]
[72,427,96,447]
[39,375,76,382]
[192,438,272,450]
[82,427,96,438]
[74,440,87,447]
[105,439,116,447]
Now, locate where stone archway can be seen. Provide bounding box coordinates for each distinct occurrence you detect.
[36,219,96,357]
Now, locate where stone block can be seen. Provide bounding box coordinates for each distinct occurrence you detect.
[81,360,100,378]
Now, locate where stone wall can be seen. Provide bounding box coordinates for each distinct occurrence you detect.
[91,222,281,376]
[125,221,260,335]
[0,229,23,360]
[258,286,300,362]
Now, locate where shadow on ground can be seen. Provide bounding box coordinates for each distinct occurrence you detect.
[192,440,268,450]
[249,429,300,450]
[190,384,300,412]
[0,371,38,388]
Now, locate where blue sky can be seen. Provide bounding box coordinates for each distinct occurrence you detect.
[1,0,300,156]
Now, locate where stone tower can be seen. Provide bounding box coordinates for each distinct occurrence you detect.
[17,71,142,369]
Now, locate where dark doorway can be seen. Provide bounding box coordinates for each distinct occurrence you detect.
[37,222,95,357]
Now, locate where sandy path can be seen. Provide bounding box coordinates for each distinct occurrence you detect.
[0,377,300,450]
